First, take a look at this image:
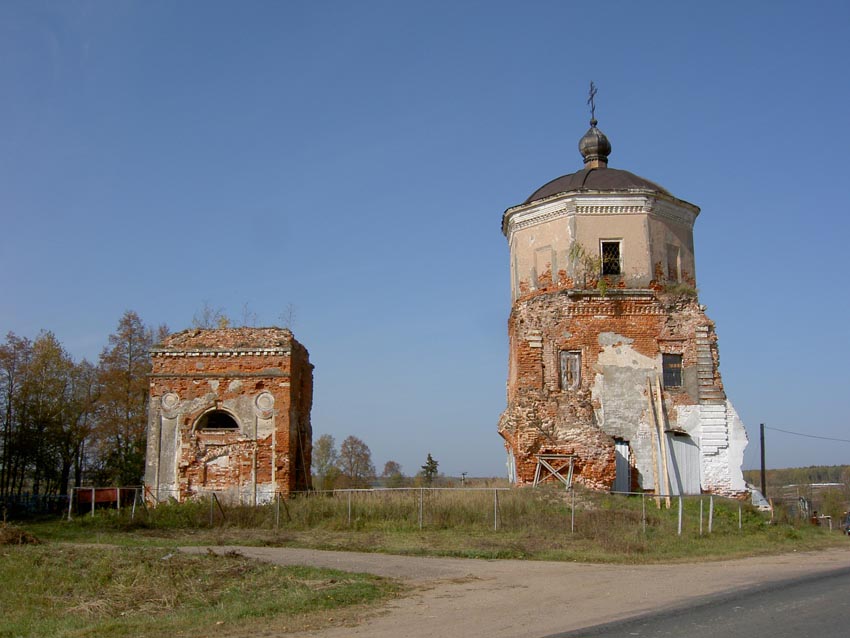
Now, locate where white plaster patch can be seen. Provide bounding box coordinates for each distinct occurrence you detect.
[595,339,654,370]
[675,405,701,436]
[208,380,219,391]
[257,417,274,439]
[598,332,634,347]
[724,400,749,493]
[207,454,229,467]
[255,484,276,505]
[591,339,658,486]
[228,380,243,392]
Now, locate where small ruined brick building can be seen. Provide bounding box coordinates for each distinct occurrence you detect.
[498,117,748,497]
[145,327,313,504]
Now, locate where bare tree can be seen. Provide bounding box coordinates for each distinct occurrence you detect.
[312,434,340,491]
[240,302,258,327]
[381,460,405,488]
[279,303,297,331]
[192,302,230,329]
[338,435,375,488]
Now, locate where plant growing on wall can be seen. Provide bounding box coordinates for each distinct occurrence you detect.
[661,282,698,298]
[568,243,608,295]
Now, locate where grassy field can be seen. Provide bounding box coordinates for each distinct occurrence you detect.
[22,486,849,562]
[0,541,400,638]
[4,488,846,637]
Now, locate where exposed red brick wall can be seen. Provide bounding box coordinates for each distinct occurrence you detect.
[500,289,719,491]
[148,328,313,502]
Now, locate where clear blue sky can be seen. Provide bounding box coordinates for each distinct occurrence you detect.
[2,1,849,477]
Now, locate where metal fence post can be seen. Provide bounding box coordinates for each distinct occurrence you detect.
[418,488,423,530]
[493,488,498,531]
[67,488,74,521]
[738,504,742,530]
[348,490,352,527]
[209,492,214,526]
[570,486,575,534]
[699,498,703,536]
[642,492,646,534]
[275,493,280,530]
[91,487,95,518]
[677,496,683,536]
[708,495,714,534]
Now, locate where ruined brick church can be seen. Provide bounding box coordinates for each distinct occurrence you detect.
[144,327,312,504]
[498,112,748,496]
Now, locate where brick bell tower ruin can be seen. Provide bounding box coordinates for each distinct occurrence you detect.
[145,327,313,504]
[498,102,748,497]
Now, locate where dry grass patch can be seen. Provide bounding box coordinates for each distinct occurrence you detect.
[0,544,401,637]
[0,522,40,545]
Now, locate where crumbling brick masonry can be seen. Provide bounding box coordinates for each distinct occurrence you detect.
[499,118,748,497]
[145,327,313,504]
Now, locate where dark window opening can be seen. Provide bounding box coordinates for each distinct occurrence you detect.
[662,354,683,388]
[559,350,581,390]
[666,244,680,282]
[197,410,239,430]
[601,241,621,275]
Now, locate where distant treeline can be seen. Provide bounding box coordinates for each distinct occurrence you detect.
[744,465,850,491]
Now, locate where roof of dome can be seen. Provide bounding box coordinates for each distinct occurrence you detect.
[524,166,670,204]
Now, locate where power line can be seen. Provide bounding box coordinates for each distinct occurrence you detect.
[764,425,850,444]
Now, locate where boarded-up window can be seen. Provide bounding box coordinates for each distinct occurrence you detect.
[601,241,621,275]
[662,354,683,388]
[559,351,581,390]
[666,244,680,281]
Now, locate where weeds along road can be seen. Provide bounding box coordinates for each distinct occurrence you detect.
[187,546,850,638]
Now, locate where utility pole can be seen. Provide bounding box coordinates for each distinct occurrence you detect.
[760,423,766,498]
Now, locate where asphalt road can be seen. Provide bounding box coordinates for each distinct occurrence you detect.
[548,566,850,638]
[191,546,850,638]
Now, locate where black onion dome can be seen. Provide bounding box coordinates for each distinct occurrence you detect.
[578,118,611,165]
[525,167,670,204]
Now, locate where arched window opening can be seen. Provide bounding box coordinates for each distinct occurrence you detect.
[196,410,239,430]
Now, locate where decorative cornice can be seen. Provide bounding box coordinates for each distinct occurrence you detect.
[645,199,698,227]
[517,289,668,315]
[151,348,292,358]
[503,190,700,243]
[509,206,571,235]
[560,302,668,316]
[149,371,290,379]
[575,204,644,215]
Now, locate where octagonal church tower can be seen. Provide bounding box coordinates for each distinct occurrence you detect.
[498,116,748,496]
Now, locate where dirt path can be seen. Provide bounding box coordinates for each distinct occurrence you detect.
[186,546,850,638]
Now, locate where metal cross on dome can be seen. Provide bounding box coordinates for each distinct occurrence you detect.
[587,81,598,122]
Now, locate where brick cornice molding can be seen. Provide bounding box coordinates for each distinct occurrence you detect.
[151,348,292,358]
